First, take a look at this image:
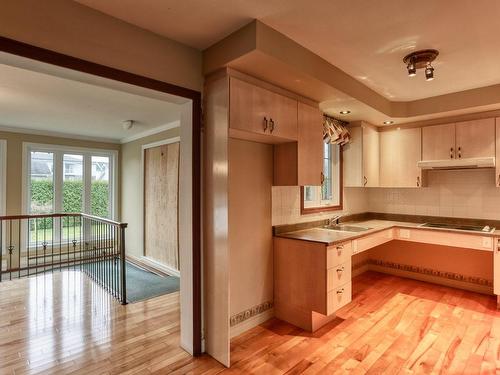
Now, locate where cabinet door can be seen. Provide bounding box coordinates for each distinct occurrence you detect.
[495,239,500,295]
[455,118,495,159]
[270,93,298,140]
[422,123,455,160]
[380,128,422,187]
[496,118,500,187]
[297,102,323,186]
[229,77,270,136]
[343,126,363,187]
[229,77,297,141]
[362,125,379,187]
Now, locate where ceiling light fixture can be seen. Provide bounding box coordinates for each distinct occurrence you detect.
[403,49,439,80]
[383,120,394,125]
[122,120,134,130]
[339,110,351,115]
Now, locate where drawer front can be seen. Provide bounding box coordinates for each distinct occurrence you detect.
[352,229,394,254]
[327,241,352,268]
[327,282,352,315]
[396,228,494,252]
[327,260,352,291]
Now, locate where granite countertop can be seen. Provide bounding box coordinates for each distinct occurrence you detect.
[275,219,500,246]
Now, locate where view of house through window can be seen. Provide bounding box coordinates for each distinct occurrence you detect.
[303,142,341,209]
[27,146,115,244]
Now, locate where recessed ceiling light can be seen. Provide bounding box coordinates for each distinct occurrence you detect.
[339,110,351,115]
[383,120,394,125]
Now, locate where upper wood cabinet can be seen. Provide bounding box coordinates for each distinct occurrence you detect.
[422,123,455,160]
[229,77,298,142]
[455,118,495,159]
[422,118,495,160]
[380,127,422,188]
[343,123,379,187]
[274,103,323,186]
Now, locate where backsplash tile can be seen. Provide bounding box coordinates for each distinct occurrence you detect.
[368,169,500,221]
[272,186,368,226]
[273,169,500,226]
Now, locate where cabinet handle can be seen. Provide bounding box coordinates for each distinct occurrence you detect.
[321,172,325,185]
[336,245,343,255]
[363,176,368,187]
[450,147,454,159]
[263,117,268,132]
[269,118,275,133]
[458,147,461,158]
[336,266,345,273]
[336,288,344,295]
[498,174,500,187]
[416,176,420,187]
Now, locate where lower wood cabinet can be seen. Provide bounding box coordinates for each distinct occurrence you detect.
[274,238,352,331]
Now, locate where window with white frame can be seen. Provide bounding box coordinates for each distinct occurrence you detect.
[24,144,117,244]
[303,142,341,209]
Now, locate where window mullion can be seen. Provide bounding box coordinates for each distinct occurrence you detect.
[54,151,63,242]
[83,154,92,215]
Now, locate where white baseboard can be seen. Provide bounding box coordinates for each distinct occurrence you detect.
[139,256,180,277]
[230,308,274,339]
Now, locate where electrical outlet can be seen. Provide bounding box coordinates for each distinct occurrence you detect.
[399,229,410,239]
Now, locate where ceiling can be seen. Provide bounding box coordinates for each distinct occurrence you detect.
[0,61,183,142]
[76,0,500,102]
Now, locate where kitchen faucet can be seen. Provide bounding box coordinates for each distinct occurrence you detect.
[329,213,347,226]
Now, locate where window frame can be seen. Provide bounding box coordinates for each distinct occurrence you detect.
[300,144,343,215]
[22,142,118,246]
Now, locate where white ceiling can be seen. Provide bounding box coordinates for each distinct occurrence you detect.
[76,0,500,102]
[0,62,183,142]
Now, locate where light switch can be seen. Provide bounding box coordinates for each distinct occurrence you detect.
[399,229,410,239]
[482,237,492,249]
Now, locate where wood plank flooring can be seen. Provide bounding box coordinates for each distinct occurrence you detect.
[1,271,499,374]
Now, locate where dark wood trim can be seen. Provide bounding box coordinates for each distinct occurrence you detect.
[0,36,202,355]
[300,146,343,215]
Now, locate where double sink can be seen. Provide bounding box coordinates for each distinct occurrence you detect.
[323,222,495,234]
[323,224,372,233]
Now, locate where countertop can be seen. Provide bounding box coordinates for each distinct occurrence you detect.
[275,219,500,246]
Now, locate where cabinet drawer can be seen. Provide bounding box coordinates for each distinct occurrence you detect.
[327,260,351,291]
[352,229,393,254]
[327,281,352,315]
[327,241,352,268]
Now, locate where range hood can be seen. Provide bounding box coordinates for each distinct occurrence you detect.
[417,157,496,170]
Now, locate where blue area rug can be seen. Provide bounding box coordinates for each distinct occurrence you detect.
[125,262,180,303]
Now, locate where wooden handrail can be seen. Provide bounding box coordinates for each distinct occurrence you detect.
[0,212,127,228]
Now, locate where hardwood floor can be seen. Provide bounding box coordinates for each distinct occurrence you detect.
[1,271,499,374]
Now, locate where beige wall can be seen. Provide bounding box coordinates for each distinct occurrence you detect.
[120,127,180,257]
[0,0,202,92]
[368,169,500,220]
[0,130,119,216]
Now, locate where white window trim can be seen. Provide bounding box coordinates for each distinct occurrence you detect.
[22,142,118,220]
[0,140,6,217]
[304,144,340,208]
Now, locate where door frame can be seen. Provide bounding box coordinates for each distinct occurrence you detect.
[0,36,202,355]
[141,136,181,277]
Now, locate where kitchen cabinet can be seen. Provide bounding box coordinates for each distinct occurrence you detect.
[455,118,495,159]
[496,118,500,187]
[274,238,352,332]
[274,103,323,186]
[229,77,298,142]
[380,127,422,187]
[422,123,455,160]
[343,123,379,187]
[422,118,495,161]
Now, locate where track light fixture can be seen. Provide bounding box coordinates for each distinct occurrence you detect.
[403,49,439,81]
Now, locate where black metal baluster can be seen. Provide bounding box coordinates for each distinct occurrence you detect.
[8,220,12,280]
[27,219,30,278]
[43,218,47,274]
[59,217,62,272]
[51,217,54,274]
[17,219,21,279]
